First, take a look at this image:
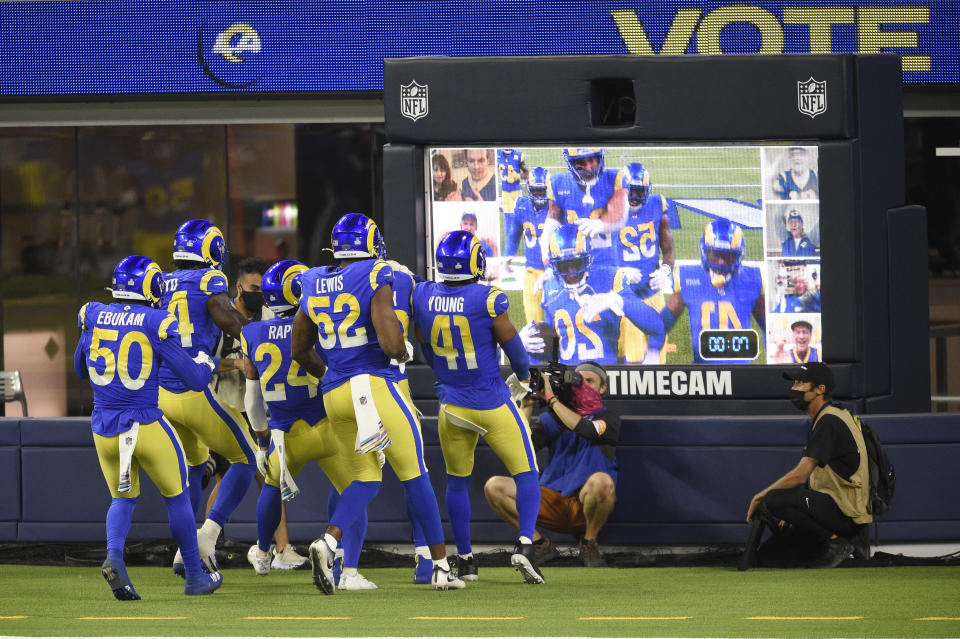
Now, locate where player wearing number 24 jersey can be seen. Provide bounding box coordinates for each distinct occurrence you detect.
[662,219,765,364]
[413,230,545,585]
[76,255,221,600]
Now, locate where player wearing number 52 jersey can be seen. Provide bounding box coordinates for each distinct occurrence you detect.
[293,212,463,592]
[76,255,222,600]
[158,220,256,577]
[242,260,380,589]
[412,230,544,585]
[662,219,765,364]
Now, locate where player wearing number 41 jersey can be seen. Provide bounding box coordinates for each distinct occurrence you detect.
[75,255,222,600]
[293,212,463,592]
[413,230,544,585]
[158,220,257,577]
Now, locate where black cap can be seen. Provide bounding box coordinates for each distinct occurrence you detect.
[791,320,813,332]
[782,362,834,392]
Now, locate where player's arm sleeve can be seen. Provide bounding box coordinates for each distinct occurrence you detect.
[155,318,213,391]
[620,290,665,337]
[74,331,91,380]
[503,208,521,256]
[244,379,269,433]
[501,333,530,379]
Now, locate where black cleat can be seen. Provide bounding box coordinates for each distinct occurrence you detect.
[452,554,478,581]
[532,537,559,567]
[510,542,545,584]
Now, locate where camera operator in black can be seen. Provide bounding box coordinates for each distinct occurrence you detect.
[485,361,619,567]
[746,363,872,568]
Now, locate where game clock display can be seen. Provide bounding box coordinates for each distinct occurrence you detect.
[699,329,760,361]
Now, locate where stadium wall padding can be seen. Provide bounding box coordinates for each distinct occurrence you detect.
[4,413,959,545]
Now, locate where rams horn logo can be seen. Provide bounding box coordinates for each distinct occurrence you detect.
[212,23,261,63]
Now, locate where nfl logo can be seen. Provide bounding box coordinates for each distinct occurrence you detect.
[124,437,132,445]
[797,77,827,119]
[359,396,367,406]
[400,80,429,122]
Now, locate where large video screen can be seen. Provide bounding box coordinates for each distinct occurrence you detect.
[426,145,823,367]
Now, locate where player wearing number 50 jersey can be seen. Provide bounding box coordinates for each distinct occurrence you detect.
[293,212,463,592]
[412,230,544,584]
[158,220,257,577]
[75,255,222,600]
[662,219,765,364]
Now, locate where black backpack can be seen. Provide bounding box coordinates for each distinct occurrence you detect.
[854,416,896,517]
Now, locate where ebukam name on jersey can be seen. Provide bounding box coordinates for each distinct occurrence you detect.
[611,5,931,72]
[607,370,732,397]
[96,311,146,327]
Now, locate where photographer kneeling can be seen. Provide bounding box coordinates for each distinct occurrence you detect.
[485,362,619,567]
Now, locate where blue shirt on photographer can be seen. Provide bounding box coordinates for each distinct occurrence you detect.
[533,407,620,497]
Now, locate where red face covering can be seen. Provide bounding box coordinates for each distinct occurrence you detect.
[570,383,603,416]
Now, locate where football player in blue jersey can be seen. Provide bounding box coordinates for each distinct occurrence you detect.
[540,224,665,366]
[774,147,819,200]
[497,148,527,214]
[76,255,222,599]
[292,212,464,591]
[611,163,676,364]
[781,210,818,257]
[159,220,258,576]
[412,230,544,584]
[242,260,382,591]
[504,166,552,325]
[662,219,766,364]
[543,148,628,273]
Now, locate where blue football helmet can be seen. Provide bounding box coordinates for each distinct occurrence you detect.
[700,218,746,287]
[262,259,308,313]
[548,224,592,289]
[621,162,651,209]
[173,220,228,271]
[527,166,550,211]
[331,212,385,259]
[436,230,485,281]
[563,148,604,185]
[111,255,164,308]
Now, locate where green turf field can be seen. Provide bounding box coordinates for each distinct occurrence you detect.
[1,565,959,637]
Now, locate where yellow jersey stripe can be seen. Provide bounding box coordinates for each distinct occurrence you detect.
[158,315,176,340]
[369,260,387,290]
[486,287,503,317]
[78,302,90,329]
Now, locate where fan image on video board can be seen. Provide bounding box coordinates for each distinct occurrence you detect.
[426,145,823,367]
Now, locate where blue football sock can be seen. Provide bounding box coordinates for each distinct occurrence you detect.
[163,492,202,573]
[329,481,379,533]
[514,470,541,541]
[187,464,205,517]
[207,461,256,527]
[256,485,282,552]
[445,474,473,555]
[403,474,444,546]
[342,508,368,569]
[404,485,427,548]
[105,496,139,552]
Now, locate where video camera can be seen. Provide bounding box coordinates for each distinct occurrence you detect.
[528,333,581,405]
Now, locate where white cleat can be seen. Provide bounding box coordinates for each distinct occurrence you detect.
[431,564,466,590]
[172,547,185,578]
[249,546,272,576]
[308,538,336,595]
[272,544,309,570]
[338,572,378,590]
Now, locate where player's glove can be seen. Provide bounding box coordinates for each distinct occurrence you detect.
[619,267,646,286]
[389,340,415,373]
[532,267,553,295]
[192,351,216,371]
[575,216,621,239]
[255,448,269,478]
[579,291,624,320]
[648,263,673,292]
[505,372,533,407]
[518,320,545,354]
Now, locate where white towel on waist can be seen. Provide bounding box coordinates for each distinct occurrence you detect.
[351,374,391,454]
[441,404,488,436]
[117,422,140,493]
[270,429,300,501]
